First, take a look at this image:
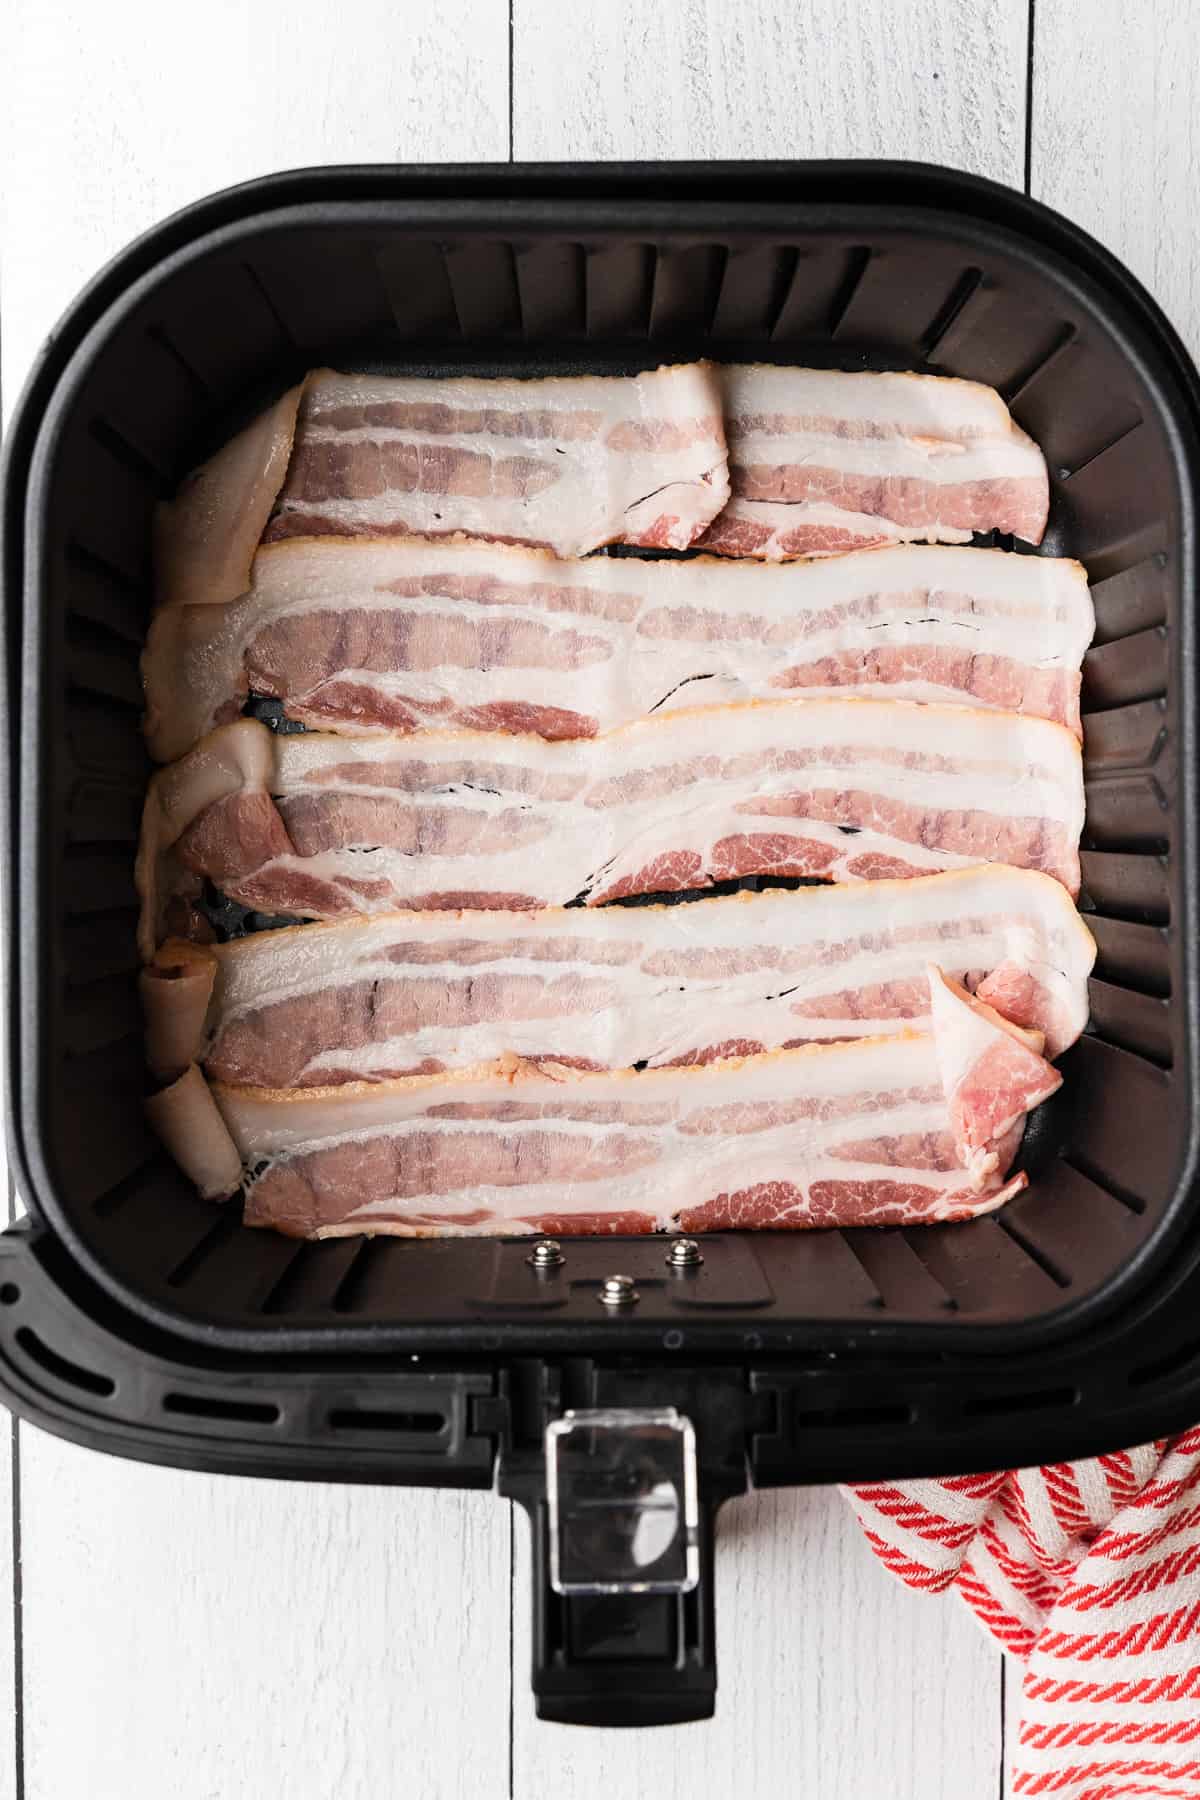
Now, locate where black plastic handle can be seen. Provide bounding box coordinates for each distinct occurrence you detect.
[523,1497,718,1727]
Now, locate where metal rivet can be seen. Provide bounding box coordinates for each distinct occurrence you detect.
[599,1273,638,1307]
[527,1238,565,1270]
[667,1237,704,1269]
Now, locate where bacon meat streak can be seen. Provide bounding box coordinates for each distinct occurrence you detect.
[140,866,1094,1088]
[142,539,1092,761]
[134,701,1085,957]
[697,365,1050,559]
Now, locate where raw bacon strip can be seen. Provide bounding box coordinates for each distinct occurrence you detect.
[135,699,1085,954]
[212,1021,1042,1238]
[145,1065,243,1201]
[928,966,1064,1187]
[698,365,1049,559]
[154,384,305,609]
[142,866,1093,1088]
[140,940,217,1082]
[141,539,1093,761]
[261,365,729,557]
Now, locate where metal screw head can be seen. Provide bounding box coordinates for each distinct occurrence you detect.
[667,1237,704,1269]
[599,1273,638,1307]
[528,1238,565,1270]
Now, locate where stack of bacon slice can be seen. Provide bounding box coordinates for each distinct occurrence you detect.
[142,537,1091,760]
[154,361,1050,611]
[149,973,1066,1234]
[141,865,1093,1090]
[140,360,1093,1238]
[698,364,1050,558]
[136,698,1084,953]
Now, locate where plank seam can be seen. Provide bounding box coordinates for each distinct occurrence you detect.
[1024,0,1037,194]
[9,1421,21,1800]
[1013,14,1037,1797]
[508,1503,515,1796]
[8,1165,22,1800]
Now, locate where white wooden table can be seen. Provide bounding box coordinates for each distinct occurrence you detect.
[1,3,1195,1795]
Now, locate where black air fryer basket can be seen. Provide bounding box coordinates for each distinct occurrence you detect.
[3,163,1198,1726]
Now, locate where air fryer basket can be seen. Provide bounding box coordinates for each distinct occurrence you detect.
[3,163,1199,1725]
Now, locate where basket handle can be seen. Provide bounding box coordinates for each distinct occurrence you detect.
[523,1489,719,1727]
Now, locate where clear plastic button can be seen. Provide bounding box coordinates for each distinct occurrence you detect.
[545,1407,700,1596]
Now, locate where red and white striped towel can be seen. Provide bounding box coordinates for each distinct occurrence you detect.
[844,1425,1200,1799]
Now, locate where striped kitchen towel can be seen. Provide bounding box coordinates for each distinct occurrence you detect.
[844,1425,1200,1798]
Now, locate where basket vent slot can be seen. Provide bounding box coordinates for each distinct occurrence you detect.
[1088,917,1170,998]
[514,241,586,338]
[841,1229,957,1312]
[767,246,859,341]
[329,1407,446,1435]
[444,241,521,337]
[710,244,798,339]
[1079,851,1169,925]
[16,1328,115,1398]
[166,1210,244,1288]
[586,243,654,338]
[1082,627,1168,714]
[1090,553,1168,646]
[793,1399,913,1431]
[162,1392,279,1424]
[144,322,211,396]
[830,1230,887,1309]
[826,246,872,337]
[1057,1150,1146,1216]
[994,1216,1071,1289]
[963,1386,1078,1419]
[62,975,140,1062]
[1060,418,1146,486]
[374,240,462,338]
[920,266,984,359]
[92,1152,171,1220]
[63,911,142,984]
[1085,981,1172,1069]
[649,244,725,338]
[1003,323,1077,405]
[61,845,139,910]
[66,613,146,708]
[331,1239,378,1314]
[241,258,298,348]
[87,416,167,494]
[66,784,144,852]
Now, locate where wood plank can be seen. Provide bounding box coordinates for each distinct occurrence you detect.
[0,234,21,1800]
[1,0,509,413]
[20,1430,509,1800]
[0,0,19,1772]
[1024,17,1196,1784]
[513,0,1027,179]
[0,1418,13,1800]
[512,1486,1002,1798]
[3,8,510,1799]
[512,7,1016,1790]
[1032,0,1200,358]
[0,3,1043,1794]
